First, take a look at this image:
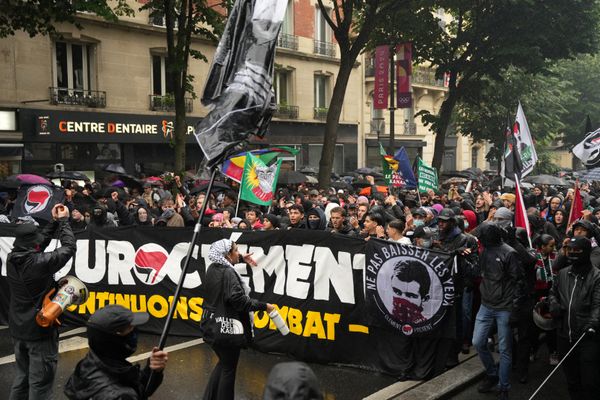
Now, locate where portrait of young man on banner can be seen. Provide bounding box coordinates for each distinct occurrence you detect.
[366,241,454,336]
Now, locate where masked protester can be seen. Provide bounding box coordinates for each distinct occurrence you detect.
[306,207,327,230]
[473,222,523,400]
[546,237,600,400]
[7,204,76,400]
[262,362,323,400]
[65,305,168,400]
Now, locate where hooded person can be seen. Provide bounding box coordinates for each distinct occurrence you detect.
[262,362,323,400]
[64,305,168,400]
[306,207,327,230]
[7,204,76,399]
[553,219,600,271]
[134,205,154,226]
[70,207,88,231]
[88,203,117,228]
[546,236,600,400]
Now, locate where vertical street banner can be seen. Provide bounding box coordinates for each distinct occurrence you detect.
[417,158,438,192]
[514,102,537,177]
[365,240,454,336]
[396,43,412,109]
[373,45,389,110]
[240,153,282,206]
[11,184,65,222]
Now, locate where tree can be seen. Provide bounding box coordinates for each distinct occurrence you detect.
[0,1,134,37]
[315,0,398,187]
[372,0,599,171]
[141,1,225,173]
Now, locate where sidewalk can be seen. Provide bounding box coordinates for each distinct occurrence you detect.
[364,352,488,400]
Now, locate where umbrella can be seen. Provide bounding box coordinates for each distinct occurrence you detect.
[299,166,318,175]
[117,174,143,191]
[305,175,318,184]
[352,179,373,189]
[331,181,353,191]
[580,167,600,181]
[190,181,232,194]
[6,174,51,186]
[47,171,91,181]
[145,176,164,183]
[103,164,127,175]
[523,175,568,186]
[443,177,469,185]
[277,170,307,185]
[354,167,383,178]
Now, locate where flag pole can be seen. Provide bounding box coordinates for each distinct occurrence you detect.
[235,182,242,218]
[145,166,218,395]
[514,174,532,248]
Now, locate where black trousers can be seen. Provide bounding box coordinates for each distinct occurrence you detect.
[202,343,241,400]
[557,334,600,400]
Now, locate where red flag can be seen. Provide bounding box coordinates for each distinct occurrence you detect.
[568,182,583,228]
[514,178,531,244]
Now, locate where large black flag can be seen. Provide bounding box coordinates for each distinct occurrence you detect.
[194,0,288,168]
[11,184,65,222]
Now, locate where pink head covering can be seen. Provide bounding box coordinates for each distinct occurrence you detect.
[432,203,444,215]
[357,196,369,205]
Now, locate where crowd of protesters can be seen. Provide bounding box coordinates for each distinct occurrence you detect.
[2,170,600,400]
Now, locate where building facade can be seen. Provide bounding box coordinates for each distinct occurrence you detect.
[0,0,487,180]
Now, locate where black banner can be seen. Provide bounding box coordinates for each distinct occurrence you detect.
[0,226,451,375]
[366,239,454,336]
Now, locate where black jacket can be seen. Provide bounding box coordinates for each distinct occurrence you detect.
[325,220,359,236]
[202,263,267,344]
[64,350,163,400]
[7,219,76,341]
[478,223,522,311]
[548,264,600,342]
[435,227,479,293]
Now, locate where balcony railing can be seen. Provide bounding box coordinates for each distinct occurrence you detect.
[404,122,417,135]
[274,104,299,119]
[49,87,106,108]
[313,40,336,57]
[149,95,193,113]
[314,107,328,120]
[412,66,446,88]
[277,33,299,51]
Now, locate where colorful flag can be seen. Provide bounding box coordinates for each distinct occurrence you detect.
[573,127,600,168]
[393,147,417,189]
[513,102,537,177]
[240,153,282,206]
[567,182,584,229]
[417,157,438,192]
[11,184,65,222]
[194,0,288,167]
[221,146,299,182]
[502,118,523,180]
[379,143,399,186]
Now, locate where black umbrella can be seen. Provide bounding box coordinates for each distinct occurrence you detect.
[118,174,144,192]
[47,171,91,181]
[331,181,353,191]
[299,166,318,175]
[277,170,308,185]
[523,175,568,186]
[190,181,232,194]
[103,164,127,175]
[352,179,373,189]
[354,167,383,178]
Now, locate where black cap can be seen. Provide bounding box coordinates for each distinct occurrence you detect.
[438,208,456,221]
[566,236,592,252]
[87,305,149,335]
[412,208,427,217]
[413,226,433,239]
[13,224,43,249]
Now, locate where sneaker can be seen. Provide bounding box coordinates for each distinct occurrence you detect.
[478,375,499,393]
[549,352,559,366]
[497,390,509,400]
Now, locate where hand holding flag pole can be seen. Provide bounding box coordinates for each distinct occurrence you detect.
[145,166,219,395]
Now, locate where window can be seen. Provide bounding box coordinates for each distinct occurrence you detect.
[314,75,329,108]
[471,146,479,168]
[152,55,174,95]
[281,0,294,35]
[315,7,331,42]
[54,41,94,91]
[274,70,290,105]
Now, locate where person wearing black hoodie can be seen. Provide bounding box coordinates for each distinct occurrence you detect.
[306,207,327,230]
[64,305,168,400]
[547,237,600,400]
[7,204,75,400]
[262,362,323,400]
[472,222,522,400]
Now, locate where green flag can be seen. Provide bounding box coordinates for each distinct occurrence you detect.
[417,157,438,192]
[379,142,393,185]
[240,153,282,206]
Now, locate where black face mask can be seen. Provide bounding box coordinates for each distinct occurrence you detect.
[308,219,321,229]
[567,251,590,271]
[88,326,138,361]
